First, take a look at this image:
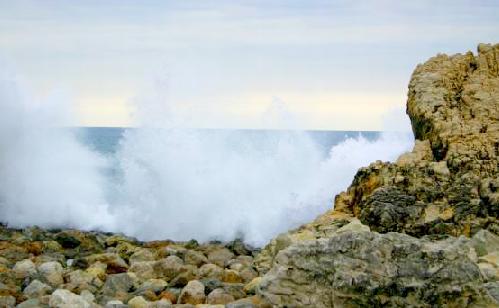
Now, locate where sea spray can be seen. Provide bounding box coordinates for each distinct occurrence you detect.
[0,76,116,230]
[113,94,414,245]
[0,75,414,246]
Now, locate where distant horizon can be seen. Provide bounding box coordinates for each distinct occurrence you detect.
[1,1,497,130]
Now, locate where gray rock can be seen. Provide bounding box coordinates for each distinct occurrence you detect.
[16,298,46,308]
[38,261,64,286]
[23,279,52,298]
[258,231,499,307]
[49,289,90,307]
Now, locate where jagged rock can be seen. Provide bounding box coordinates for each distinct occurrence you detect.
[330,43,499,237]
[255,43,499,306]
[258,230,499,307]
[177,280,205,305]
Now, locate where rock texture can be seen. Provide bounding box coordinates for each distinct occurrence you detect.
[0,225,265,307]
[255,43,499,306]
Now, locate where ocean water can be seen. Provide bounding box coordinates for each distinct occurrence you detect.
[1,123,413,245]
[76,127,381,156]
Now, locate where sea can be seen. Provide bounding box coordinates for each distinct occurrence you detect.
[76,127,381,156]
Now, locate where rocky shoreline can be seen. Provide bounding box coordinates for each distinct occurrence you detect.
[1,43,498,307]
[0,224,268,307]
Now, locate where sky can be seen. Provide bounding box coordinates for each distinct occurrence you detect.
[0,0,498,130]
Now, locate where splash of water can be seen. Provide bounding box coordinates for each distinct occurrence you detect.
[0,76,414,246]
[0,76,116,231]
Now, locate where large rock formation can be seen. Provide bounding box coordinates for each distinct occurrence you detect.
[255,43,499,307]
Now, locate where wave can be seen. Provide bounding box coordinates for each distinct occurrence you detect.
[0,76,414,246]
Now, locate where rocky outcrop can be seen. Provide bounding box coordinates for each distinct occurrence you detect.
[255,43,499,306]
[337,43,499,238]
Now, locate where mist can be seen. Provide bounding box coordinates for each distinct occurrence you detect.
[0,75,116,231]
[0,76,414,246]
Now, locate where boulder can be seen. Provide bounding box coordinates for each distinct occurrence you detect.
[23,279,52,298]
[38,261,64,286]
[184,250,207,267]
[154,256,185,281]
[49,289,90,308]
[177,280,205,305]
[206,288,235,304]
[207,248,234,268]
[258,231,498,307]
[13,259,36,279]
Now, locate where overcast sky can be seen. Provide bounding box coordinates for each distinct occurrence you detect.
[1,0,498,130]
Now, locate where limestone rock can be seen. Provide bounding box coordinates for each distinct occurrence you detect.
[255,43,499,306]
[258,231,499,307]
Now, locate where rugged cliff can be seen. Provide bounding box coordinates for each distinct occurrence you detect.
[255,43,499,307]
